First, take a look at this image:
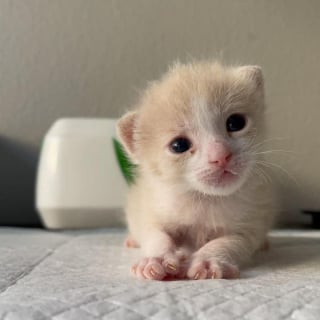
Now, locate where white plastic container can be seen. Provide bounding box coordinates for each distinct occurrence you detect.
[36,118,127,229]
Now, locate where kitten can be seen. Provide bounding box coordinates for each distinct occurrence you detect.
[117,61,276,280]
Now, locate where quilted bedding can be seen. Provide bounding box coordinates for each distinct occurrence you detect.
[0,228,320,320]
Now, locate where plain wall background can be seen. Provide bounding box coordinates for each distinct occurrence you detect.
[0,0,319,226]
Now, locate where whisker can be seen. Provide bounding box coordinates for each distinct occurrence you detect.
[253,167,272,184]
[250,137,289,151]
[254,149,295,155]
[255,160,299,187]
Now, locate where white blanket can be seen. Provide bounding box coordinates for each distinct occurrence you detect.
[0,228,319,320]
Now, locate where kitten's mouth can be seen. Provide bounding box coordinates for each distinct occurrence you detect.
[199,169,238,187]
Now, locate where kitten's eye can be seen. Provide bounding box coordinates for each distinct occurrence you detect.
[169,137,192,154]
[226,114,246,132]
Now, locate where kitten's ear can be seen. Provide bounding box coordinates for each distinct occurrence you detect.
[237,65,264,90]
[116,111,139,162]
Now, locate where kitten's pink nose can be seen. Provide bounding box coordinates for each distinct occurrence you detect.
[208,142,232,168]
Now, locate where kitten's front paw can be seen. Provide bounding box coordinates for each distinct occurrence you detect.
[131,251,188,280]
[187,258,240,280]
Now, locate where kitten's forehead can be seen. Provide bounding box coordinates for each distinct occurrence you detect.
[139,61,263,135]
[190,96,216,134]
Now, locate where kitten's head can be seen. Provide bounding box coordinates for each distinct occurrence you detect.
[117,61,265,196]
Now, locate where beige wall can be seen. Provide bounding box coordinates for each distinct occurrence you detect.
[0,0,319,225]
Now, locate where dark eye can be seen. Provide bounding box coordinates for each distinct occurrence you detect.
[169,137,192,154]
[226,114,247,132]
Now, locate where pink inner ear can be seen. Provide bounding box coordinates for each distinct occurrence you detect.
[117,111,138,159]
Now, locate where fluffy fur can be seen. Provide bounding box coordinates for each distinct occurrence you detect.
[117,61,276,280]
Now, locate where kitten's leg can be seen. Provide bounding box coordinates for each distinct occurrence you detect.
[131,230,188,280]
[187,234,260,280]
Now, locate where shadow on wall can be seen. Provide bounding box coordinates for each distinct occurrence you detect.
[0,136,41,227]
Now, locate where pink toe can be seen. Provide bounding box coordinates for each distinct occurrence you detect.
[207,263,223,279]
[124,236,139,248]
[135,258,148,279]
[187,261,207,280]
[163,254,180,275]
[144,258,165,280]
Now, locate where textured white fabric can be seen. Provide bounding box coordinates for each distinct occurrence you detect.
[0,228,320,320]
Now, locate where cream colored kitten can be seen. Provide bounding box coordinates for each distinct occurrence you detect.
[117,61,276,280]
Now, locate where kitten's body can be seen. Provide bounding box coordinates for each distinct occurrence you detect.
[128,174,273,252]
[117,61,276,280]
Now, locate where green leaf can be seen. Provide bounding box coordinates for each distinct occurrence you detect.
[112,138,136,185]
